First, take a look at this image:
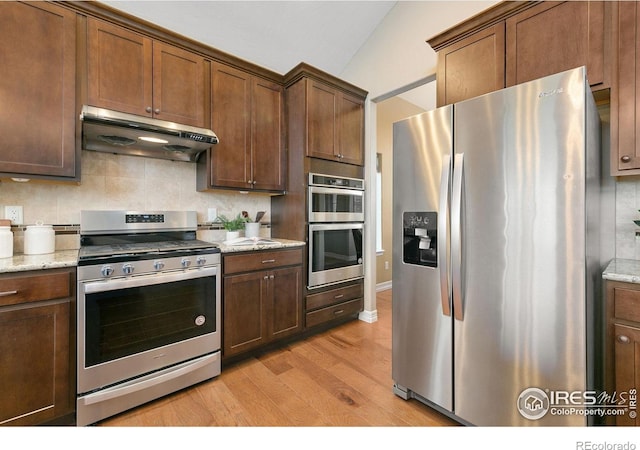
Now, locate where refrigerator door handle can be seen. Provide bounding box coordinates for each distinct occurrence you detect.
[451,152,464,321]
[438,155,451,317]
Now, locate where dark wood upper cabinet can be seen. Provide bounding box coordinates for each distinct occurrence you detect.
[435,23,505,107]
[0,1,77,179]
[505,1,608,89]
[307,79,365,166]
[611,1,640,176]
[199,62,284,192]
[87,17,207,128]
[429,1,610,107]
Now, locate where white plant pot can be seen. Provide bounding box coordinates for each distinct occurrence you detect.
[245,222,260,238]
[226,231,240,241]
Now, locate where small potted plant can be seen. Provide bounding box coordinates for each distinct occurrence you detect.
[216,213,248,241]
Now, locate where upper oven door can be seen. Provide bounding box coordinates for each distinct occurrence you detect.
[308,223,364,289]
[77,267,220,394]
[308,186,364,222]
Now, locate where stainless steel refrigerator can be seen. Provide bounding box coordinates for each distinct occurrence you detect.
[392,67,601,426]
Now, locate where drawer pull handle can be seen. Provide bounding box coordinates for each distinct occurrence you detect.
[262,259,276,264]
[334,294,344,300]
[617,335,631,344]
[334,309,344,315]
[0,290,18,297]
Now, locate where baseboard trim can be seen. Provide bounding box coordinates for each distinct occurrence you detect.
[358,309,378,323]
[376,280,392,292]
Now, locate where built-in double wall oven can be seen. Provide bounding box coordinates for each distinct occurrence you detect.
[308,173,364,289]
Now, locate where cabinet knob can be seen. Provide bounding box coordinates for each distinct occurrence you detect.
[253,180,257,185]
[146,106,152,113]
[154,108,161,115]
[617,335,631,344]
[621,155,631,163]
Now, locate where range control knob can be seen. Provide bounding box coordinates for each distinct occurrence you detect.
[181,258,192,268]
[122,263,134,275]
[101,265,114,277]
[153,260,165,271]
[196,256,207,266]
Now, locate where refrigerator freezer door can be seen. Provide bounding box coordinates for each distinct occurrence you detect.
[452,68,591,425]
[392,105,453,412]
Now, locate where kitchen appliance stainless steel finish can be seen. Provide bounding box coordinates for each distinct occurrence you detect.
[80,105,219,162]
[308,222,364,289]
[308,173,364,223]
[307,173,364,289]
[392,67,601,426]
[76,210,221,426]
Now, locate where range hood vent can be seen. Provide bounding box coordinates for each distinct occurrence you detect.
[80,105,218,162]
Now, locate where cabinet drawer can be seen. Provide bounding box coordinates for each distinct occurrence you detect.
[306,283,364,311]
[223,248,303,275]
[614,287,640,323]
[305,298,363,329]
[0,269,72,308]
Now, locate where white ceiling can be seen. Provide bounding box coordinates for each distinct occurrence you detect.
[99,0,397,76]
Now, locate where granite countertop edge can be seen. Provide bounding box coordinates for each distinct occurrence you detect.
[0,239,306,273]
[218,238,306,254]
[0,249,79,273]
[603,258,640,284]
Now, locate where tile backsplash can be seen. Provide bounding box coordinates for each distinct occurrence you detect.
[616,176,640,259]
[0,150,272,250]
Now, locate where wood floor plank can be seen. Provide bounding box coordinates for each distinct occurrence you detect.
[97,290,456,427]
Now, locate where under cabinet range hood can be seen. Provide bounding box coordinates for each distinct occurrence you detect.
[80,105,219,162]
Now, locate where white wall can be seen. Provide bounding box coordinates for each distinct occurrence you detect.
[340,1,498,317]
[340,1,499,99]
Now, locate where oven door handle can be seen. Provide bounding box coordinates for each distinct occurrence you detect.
[82,266,218,294]
[309,186,364,197]
[79,352,220,406]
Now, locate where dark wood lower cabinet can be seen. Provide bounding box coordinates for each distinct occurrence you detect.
[0,268,75,426]
[606,280,640,426]
[222,248,303,359]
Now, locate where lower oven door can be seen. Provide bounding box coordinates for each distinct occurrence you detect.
[308,222,364,288]
[77,266,220,395]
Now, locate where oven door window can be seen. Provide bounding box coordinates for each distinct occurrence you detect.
[84,276,216,367]
[311,226,363,273]
[312,190,363,214]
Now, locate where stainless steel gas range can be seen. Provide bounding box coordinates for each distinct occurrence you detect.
[75,210,221,426]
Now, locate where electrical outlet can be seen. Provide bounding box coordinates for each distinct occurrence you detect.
[207,208,218,222]
[4,206,23,225]
[384,261,390,270]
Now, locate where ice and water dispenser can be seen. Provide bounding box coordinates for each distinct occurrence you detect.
[402,212,437,267]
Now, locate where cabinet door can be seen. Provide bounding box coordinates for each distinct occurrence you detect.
[87,18,153,117]
[0,300,70,426]
[223,271,267,357]
[338,92,365,166]
[210,62,251,189]
[0,1,76,178]
[506,1,606,88]
[307,80,338,160]
[613,323,640,426]
[153,41,207,127]
[436,23,505,106]
[251,77,285,191]
[611,1,640,175]
[268,266,302,340]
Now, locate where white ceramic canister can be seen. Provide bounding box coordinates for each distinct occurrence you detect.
[24,222,55,255]
[0,226,13,258]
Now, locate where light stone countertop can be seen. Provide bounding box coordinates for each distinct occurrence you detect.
[0,249,79,273]
[602,258,640,284]
[0,238,306,273]
[217,238,305,254]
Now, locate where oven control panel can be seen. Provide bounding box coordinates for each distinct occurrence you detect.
[78,253,221,281]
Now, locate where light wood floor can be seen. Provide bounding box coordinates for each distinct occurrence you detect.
[98,289,458,427]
